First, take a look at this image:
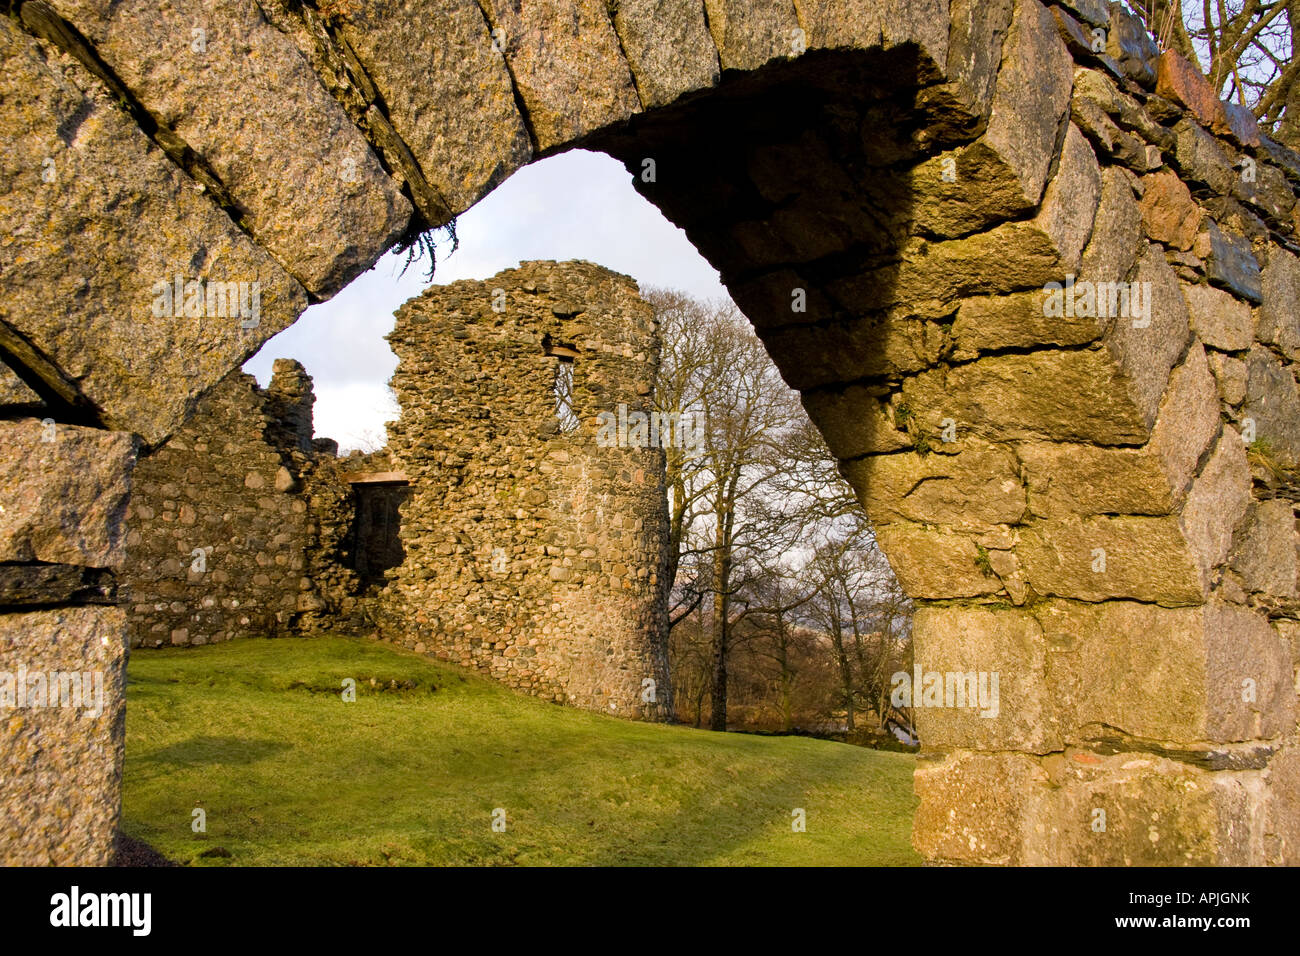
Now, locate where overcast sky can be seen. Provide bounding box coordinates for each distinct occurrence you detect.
[243,148,729,451]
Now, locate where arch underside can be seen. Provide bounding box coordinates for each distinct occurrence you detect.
[1,0,1298,865]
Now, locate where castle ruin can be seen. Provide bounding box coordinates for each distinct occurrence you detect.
[120,261,672,722]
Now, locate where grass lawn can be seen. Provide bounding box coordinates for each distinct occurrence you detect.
[122,635,919,866]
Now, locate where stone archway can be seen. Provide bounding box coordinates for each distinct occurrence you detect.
[2,0,1298,865]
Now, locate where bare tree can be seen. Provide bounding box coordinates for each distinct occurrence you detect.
[1128,0,1300,144]
[644,288,715,628]
[728,558,819,731]
[647,288,915,742]
[800,528,913,738]
[646,288,805,731]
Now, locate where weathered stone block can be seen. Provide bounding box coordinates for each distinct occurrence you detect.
[1173,119,1236,195]
[1220,100,1261,149]
[1038,751,1265,865]
[979,0,1073,208]
[610,0,720,108]
[985,546,1031,604]
[1079,165,1143,284]
[728,267,835,328]
[726,149,893,267]
[792,0,949,72]
[1180,426,1251,584]
[842,442,1025,530]
[0,606,127,865]
[0,361,41,407]
[911,604,1058,752]
[902,348,1150,445]
[1148,342,1221,501]
[1016,514,1203,604]
[1138,168,1201,250]
[0,564,114,608]
[1052,5,1101,61]
[1263,746,1300,864]
[949,290,1102,359]
[907,142,1040,239]
[1032,123,1104,273]
[1198,221,1263,303]
[0,420,137,568]
[873,523,1003,599]
[756,314,938,389]
[477,0,641,150]
[1039,601,1205,743]
[912,750,1049,865]
[827,219,1084,323]
[1207,351,1248,405]
[1260,133,1300,180]
[925,0,1014,126]
[1155,50,1226,131]
[1017,441,1174,517]
[335,0,533,215]
[0,20,308,444]
[1036,598,1292,744]
[49,0,411,296]
[1059,0,1109,26]
[1243,346,1300,467]
[799,386,911,459]
[1234,158,1296,224]
[702,0,801,72]
[1233,499,1298,600]
[1105,2,1158,87]
[1258,247,1300,361]
[1181,282,1254,351]
[1103,242,1191,429]
[1200,602,1295,741]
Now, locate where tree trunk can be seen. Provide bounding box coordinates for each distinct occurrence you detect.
[708,595,729,731]
[708,474,741,733]
[1279,2,1300,148]
[829,617,854,733]
[708,515,729,731]
[776,611,793,732]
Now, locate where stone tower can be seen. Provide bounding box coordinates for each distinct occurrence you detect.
[381,261,673,720]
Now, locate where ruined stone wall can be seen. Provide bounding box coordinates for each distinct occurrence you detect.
[121,360,408,647]
[122,360,322,648]
[381,261,672,720]
[121,262,674,725]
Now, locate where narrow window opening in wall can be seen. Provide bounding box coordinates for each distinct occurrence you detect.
[554,359,579,432]
[546,341,581,433]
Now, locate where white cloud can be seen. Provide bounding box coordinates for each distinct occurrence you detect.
[310,382,399,454]
[244,149,725,447]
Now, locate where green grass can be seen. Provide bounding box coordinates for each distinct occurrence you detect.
[122,635,919,866]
